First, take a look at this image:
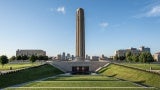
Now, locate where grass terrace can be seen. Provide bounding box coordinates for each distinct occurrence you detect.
[4,63,160,90]
[6,75,158,90]
[120,63,160,70]
[23,81,139,87]
[0,64,64,88]
[98,63,160,88]
[45,75,118,81]
[0,63,40,71]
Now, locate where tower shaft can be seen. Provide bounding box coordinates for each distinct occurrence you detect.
[76,8,85,60]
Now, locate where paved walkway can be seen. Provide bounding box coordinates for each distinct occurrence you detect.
[150,70,160,74]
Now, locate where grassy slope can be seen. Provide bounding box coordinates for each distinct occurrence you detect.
[0,63,39,70]
[0,64,64,88]
[120,63,160,70]
[98,64,160,88]
[6,75,158,90]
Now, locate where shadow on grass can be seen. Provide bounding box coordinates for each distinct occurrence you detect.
[133,80,151,87]
[107,74,117,77]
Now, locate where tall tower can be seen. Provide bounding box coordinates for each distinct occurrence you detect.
[76,8,85,60]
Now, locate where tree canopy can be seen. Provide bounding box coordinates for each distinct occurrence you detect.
[0,55,9,67]
[29,55,37,63]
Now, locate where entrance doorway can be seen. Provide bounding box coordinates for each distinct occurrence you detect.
[72,66,89,74]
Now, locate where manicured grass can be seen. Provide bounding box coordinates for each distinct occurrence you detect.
[6,75,158,90]
[98,64,160,88]
[6,88,158,90]
[0,64,64,88]
[45,75,118,81]
[24,75,136,87]
[120,63,160,70]
[23,81,139,87]
[0,63,40,70]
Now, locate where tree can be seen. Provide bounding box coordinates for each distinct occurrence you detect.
[29,55,37,63]
[126,51,132,62]
[38,55,49,60]
[10,56,16,61]
[131,55,139,62]
[43,56,49,60]
[139,52,154,63]
[119,56,125,61]
[139,52,146,63]
[113,55,118,60]
[0,55,9,68]
[21,55,29,60]
[38,55,44,60]
[16,56,22,60]
[146,52,154,63]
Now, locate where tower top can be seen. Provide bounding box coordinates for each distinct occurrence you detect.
[77,8,84,12]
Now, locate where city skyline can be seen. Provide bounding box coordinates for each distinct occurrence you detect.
[1,0,160,57]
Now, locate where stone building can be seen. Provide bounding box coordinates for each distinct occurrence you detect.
[139,46,150,52]
[154,52,160,62]
[92,56,99,61]
[16,49,46,57]
[115,46,150,57]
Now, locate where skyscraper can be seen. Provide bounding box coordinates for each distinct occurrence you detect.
[76,8,85,60]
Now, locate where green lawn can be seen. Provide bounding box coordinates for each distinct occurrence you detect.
[0,63,40,70]
[0,64,64,88]
[6,88,158,90]
[25,75,135,87]
[6,75,158,90]
[45,75,118,81]
[98,64,160,88]
[4,64,160,90]
[23,81,139,87]
[120,63,160,70]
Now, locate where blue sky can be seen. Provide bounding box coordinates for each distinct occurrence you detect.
[0,0,160,57]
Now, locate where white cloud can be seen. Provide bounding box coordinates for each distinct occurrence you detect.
[134,1,160,18]
[146,5,160,17]
[99,22,109,28]
[56,6,65,14]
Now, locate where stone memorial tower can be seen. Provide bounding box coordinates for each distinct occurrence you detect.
[76,8,85,60]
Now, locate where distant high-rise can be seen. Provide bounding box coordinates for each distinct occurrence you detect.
[62,52,65,60]
[139,46,150,53]
[76,8,85,60]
